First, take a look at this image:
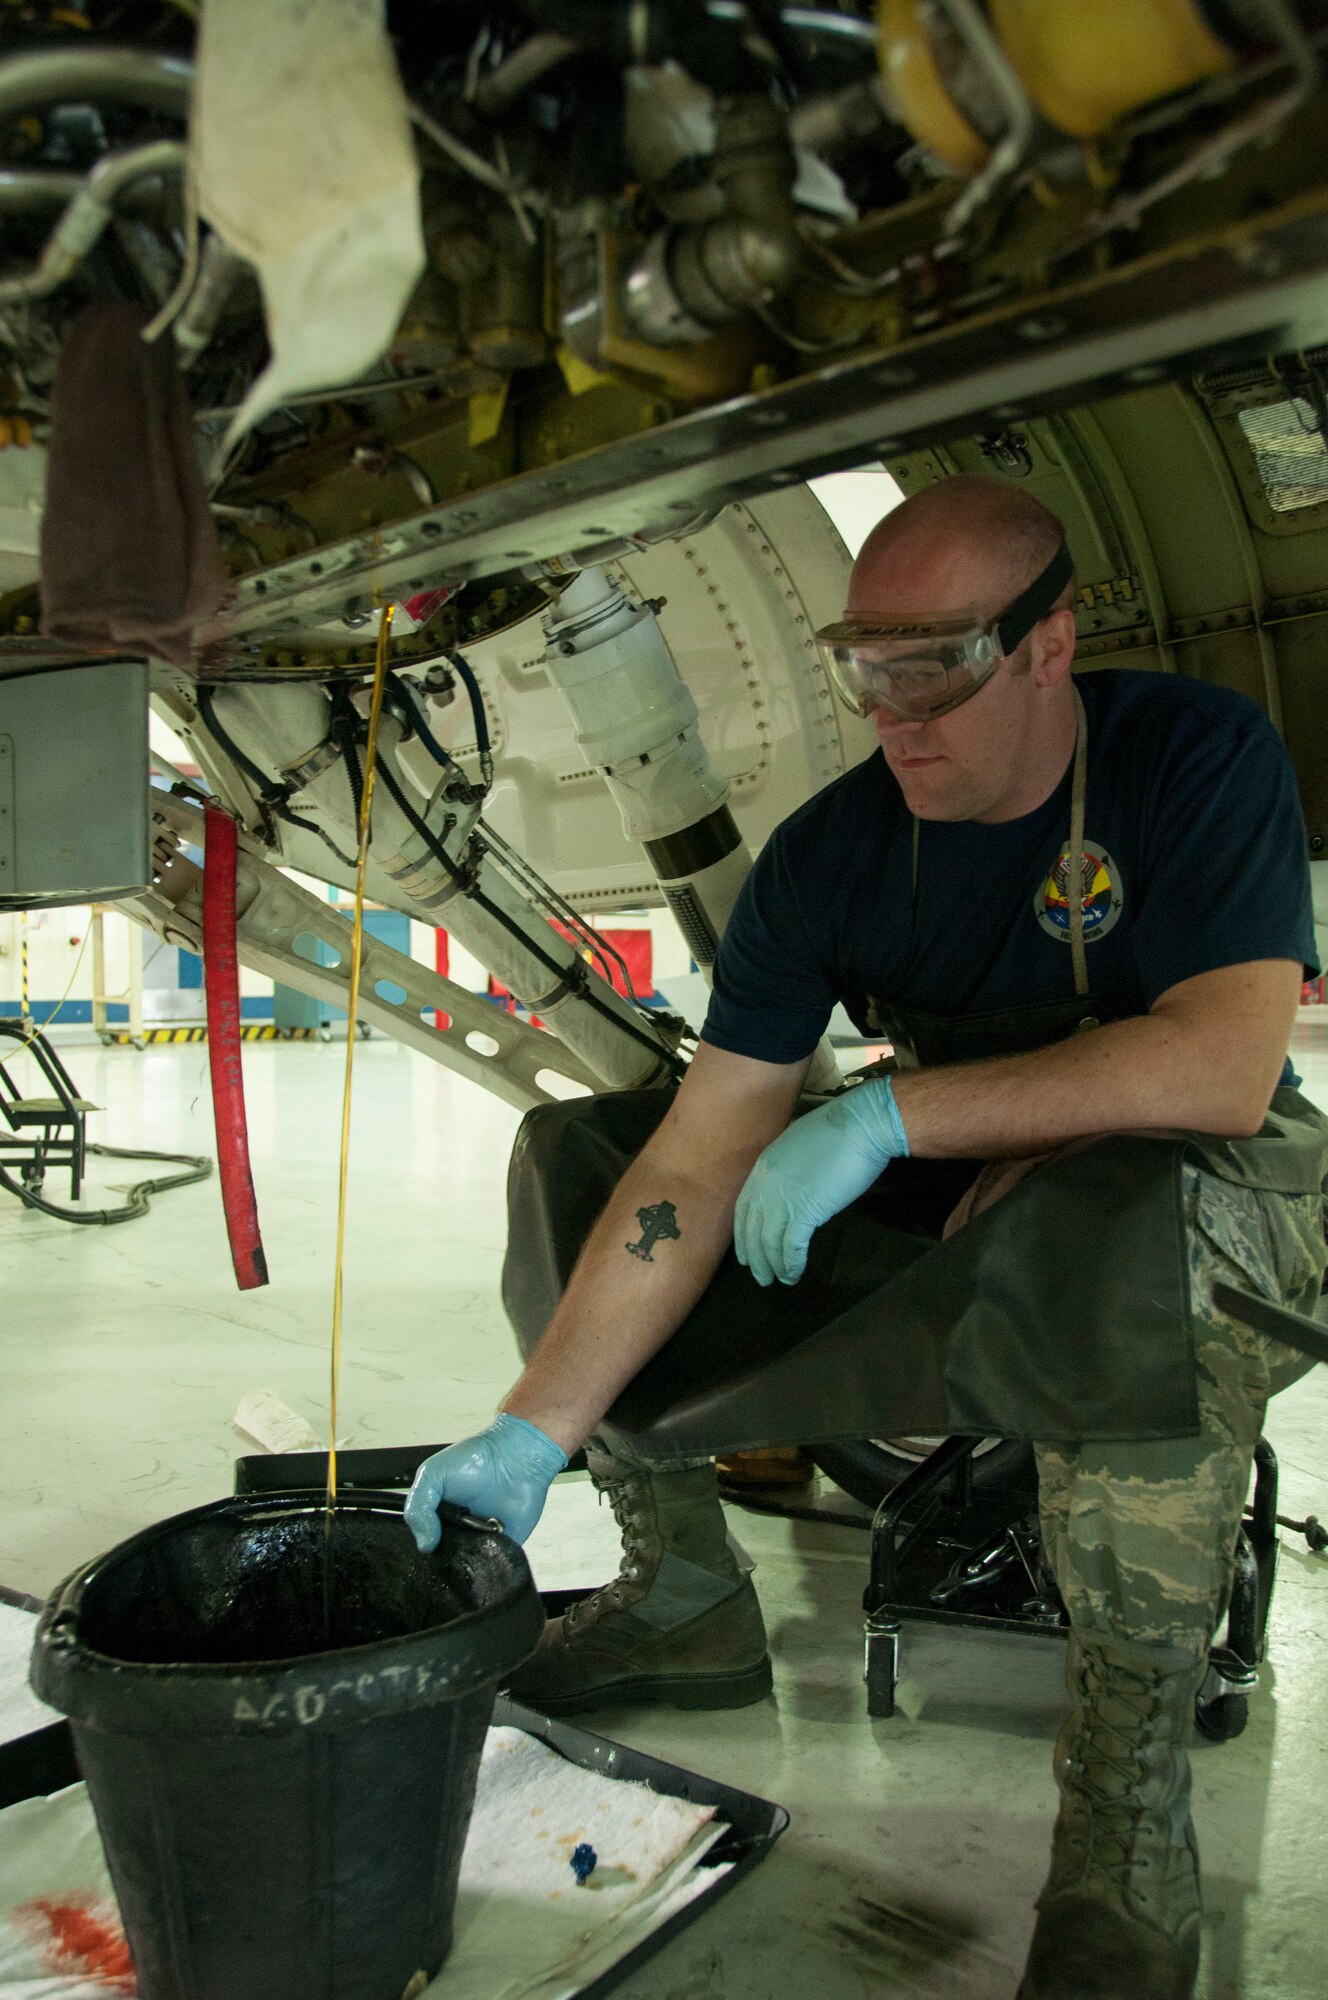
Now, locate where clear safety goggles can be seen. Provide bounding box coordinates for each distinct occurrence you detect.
[816,542,1074,722]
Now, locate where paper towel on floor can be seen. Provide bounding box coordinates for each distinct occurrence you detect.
[0,1726,732,2000]
[0,1786,131,1997]
[435,1727,729,2000]
[232,1388,322,1454]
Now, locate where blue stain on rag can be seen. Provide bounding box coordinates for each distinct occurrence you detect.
[570,1842,598,1887]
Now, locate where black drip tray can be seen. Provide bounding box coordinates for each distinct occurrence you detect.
[1,1598,787,2000]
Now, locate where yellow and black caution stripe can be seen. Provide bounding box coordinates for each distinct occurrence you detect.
[105,1025,323,1045]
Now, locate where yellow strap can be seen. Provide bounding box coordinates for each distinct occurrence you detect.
[327,605,395,1514]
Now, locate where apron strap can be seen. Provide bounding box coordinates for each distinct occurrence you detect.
[910,686,1090,994]
[1068,686,1089,999]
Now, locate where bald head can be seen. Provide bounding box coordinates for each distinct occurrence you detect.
[849,474,1074,630]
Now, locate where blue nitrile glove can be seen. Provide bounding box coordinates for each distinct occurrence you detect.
[404,1413,568,1552]
[734,1078,910,1288]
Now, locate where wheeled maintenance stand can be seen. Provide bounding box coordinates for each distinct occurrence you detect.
[859,1432,1286,1742]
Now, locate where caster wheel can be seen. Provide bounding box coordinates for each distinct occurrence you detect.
[1195,1692,1249,1742]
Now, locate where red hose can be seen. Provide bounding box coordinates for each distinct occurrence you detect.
[203,804,269,1289]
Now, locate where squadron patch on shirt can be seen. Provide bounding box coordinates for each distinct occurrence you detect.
[1035,841,1123,944]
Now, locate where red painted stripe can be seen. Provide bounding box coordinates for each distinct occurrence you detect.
[204,805,269,1290]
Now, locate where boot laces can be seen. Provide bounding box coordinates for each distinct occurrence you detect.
[564,1479,651,1634]
[1064,1656,1177,1887]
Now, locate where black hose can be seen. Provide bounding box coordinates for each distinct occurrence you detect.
[448,654,490,760]
[284,810,357,871]
[196,686,357,870]
[387,673,466,778]
[373,756,682,1077]
[0,1143,213,1226]
[196,685,275,801]
[201,676,678,1078]
[447,652,494,789]
[387,674,645,1004]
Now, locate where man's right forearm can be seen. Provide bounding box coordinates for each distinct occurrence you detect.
[499,1145,740,1455]
[405,1045,807,1546]
[498,1042,811,1454]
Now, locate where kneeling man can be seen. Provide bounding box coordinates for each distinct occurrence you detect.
[407,476,1326,2000]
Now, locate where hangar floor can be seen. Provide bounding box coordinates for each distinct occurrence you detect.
[3,1024,1326,2000]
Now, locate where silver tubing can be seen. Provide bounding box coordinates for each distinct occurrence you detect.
[0,46,192,124]
[0,139,187,305]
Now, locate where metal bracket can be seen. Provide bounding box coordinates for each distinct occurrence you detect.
[1200,1648,1260,1704]
[127,790,597,1113]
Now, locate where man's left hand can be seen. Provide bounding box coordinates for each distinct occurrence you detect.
[734,1078,910,1286]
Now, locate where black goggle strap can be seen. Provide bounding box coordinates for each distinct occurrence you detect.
[995,542,1074,656]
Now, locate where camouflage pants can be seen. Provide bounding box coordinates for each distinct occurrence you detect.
[1035,1164,1325,1655]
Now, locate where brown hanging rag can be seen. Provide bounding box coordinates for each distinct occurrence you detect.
[40,301,228,668]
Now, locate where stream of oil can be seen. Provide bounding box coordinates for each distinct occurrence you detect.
[323,605,396,1645]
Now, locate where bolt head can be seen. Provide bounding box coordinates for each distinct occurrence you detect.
[1017,315,1068,343]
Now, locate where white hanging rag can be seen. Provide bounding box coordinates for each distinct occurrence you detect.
[192,0,425,457]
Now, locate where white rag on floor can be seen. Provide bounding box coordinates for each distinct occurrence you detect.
[439,1728,729,2000]
[231,1387,322,1455]
[0,1724,732,2000]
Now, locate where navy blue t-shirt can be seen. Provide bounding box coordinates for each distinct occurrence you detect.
[701,671,1318,1070]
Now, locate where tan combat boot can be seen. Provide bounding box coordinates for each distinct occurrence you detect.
[503,1451,772,1715]
[1017,1630,1207,2000]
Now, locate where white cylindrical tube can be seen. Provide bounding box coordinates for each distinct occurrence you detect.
[542,568,841,1091]
[543,568,738,969]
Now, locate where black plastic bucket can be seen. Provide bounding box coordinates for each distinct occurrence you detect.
[30,1489,544,2000]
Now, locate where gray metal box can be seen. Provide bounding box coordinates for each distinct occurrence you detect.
[0,662,150,908]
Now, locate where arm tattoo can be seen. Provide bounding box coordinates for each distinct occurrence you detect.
[626,1200,681,1262]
